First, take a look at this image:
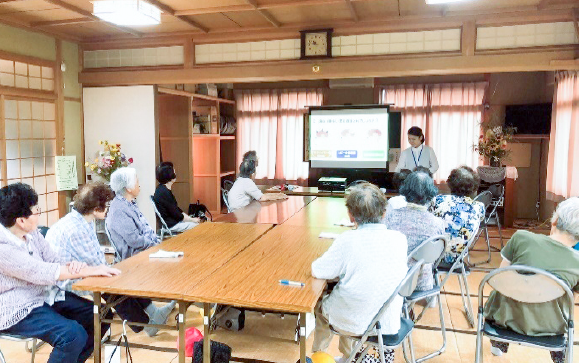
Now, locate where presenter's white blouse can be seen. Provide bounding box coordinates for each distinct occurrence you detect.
[395,144,439,174]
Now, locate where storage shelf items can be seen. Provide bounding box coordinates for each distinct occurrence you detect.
[157,88,236,216]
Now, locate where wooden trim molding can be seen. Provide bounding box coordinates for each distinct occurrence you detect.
[0,95,6,183]
[64,97,82,102]
[0,86,57,101]
[0,49,56,68]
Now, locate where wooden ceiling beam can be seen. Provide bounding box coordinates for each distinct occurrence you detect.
[345,0,359,22]
[144,0,208,33]
[175,0,376,16]
[43,0,142,37]
[32,18,95,27]
[0,15,80,42]
[246,0,281,28]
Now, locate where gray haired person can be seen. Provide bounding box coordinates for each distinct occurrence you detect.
[312,182,408,363]
[384,172,446,291]
[484,197,579,363]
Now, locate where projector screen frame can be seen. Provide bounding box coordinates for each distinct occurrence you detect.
[304,104,391,168]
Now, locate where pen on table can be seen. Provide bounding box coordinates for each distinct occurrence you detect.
[279,279,305,287]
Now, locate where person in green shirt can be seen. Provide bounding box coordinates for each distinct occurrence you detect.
[484,197,579,363]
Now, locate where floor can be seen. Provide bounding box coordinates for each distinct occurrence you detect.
[1,224,576,363]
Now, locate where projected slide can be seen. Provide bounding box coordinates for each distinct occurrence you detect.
[309,107,389,168]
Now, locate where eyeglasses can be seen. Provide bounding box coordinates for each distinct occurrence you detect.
[32,206,42,215]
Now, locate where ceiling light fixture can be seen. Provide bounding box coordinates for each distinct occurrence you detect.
[425,0,470,4]
[93,0,161,26]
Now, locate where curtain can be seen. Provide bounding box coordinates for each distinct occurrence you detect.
[546,71,579,201]
[380,82,486,182]
[235,88,324,181]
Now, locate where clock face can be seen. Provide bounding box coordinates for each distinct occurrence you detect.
[305,32,328,56]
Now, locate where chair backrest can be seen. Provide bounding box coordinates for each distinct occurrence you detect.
[103,222,122,263]
[360,260,424,339]
[149,195,171,233]
[478,265,575,320]
[222,188,232,213]
[408,234,448,268]
[487,184,504,200]
[223,180,234,191]
[474,190,493,209]
[437,224,480,287]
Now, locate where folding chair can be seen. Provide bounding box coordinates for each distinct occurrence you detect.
[472,190,493,265]
[486,184,504,248]
[149,195,173,240]
[104,222,122,264]
[223,180,234,191]
[222,188,232,213]
[332,260,425,363]
[436,226,480,327]
[0,333,43,363]
[404,235,448,362]
[475,265,574,363]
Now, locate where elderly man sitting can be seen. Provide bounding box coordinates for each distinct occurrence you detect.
[483,197,579,363]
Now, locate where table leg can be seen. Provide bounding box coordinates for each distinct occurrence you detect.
[299,312,306,363]
[203,303,211,363]
[93,292,101,363]
[178,301,186,363]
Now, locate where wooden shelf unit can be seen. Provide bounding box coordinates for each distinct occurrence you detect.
[157,88,236,216]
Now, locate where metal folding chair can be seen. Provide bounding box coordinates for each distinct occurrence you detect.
[223,180,234,191]
[404,235,448,362]
[331,260,425,363]
[104,222,122,264]
[149,195,173,240]
[0,334,43,363]
[486,184,504,248]
[472,190,493,265]
[475,265,574,363]
[436,226,480,327]
[222,188,232,213]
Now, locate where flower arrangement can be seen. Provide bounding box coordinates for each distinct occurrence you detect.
[85,140,133,182]
[473,126,516,167]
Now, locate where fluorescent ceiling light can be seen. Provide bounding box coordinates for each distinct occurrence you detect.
[425,0,470,4]
[93,0,161,26]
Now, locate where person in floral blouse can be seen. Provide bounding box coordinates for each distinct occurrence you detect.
[429,166,485,263]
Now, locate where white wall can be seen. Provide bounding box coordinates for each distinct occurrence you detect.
[83,86,157,226]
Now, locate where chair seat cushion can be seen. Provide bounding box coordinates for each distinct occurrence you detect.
[437,261,470,275]
[366,317,414,347]
[406,287,440,302]
[483,321,566,350]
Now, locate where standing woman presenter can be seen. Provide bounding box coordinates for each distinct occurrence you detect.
[395,126,439,174]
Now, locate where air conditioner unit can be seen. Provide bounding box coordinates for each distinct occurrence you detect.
[328,78,374,89]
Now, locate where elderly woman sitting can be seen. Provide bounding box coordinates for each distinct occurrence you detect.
[384,171,445,291]
[47,182,174,337]
[484,197,579,363]
[0,183,119,363]
[106,167,160,260]
[312,182,408,363]
[153,162,200,233]
[429,166,484,263]
[228,159,287,211]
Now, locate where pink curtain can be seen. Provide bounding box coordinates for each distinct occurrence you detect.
[235,88,324,182]
[546,71,579,201]
[380,82,486,182]
[381,84,428,149]
[430,83,486,182]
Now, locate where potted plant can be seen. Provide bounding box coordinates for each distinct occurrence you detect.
[85,140,133,183]
[473,125,515,167]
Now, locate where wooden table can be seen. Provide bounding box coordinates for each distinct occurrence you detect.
[214,195,316,224]
[73,223,273,363]
[284,197,351,228]
[261,185,397,199]
[184,224,349,363]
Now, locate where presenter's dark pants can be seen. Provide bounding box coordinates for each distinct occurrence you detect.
[103,294,152,333]
[3,292,112,363]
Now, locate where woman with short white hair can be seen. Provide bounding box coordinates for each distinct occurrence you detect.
[484,197,579,363]
[106,167,159,261]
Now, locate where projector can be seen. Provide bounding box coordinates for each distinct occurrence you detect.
[318,177,347,192]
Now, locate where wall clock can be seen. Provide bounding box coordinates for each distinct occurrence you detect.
[300,28,333,59]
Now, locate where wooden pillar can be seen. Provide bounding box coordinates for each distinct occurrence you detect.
[55,39,67,216]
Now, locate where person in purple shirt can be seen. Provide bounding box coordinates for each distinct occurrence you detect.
[0,183,120,363]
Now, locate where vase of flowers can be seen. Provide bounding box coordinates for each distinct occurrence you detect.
[473,126,515,167]
[85,140,133,183]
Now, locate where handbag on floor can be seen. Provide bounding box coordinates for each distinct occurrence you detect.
[192,339,232,363]
[189,200,212,222]
[215,307,245,331]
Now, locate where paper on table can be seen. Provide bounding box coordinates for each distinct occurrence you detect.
[319,232,340,239]
[334,218,355,227]
[149,249,184,258]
